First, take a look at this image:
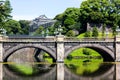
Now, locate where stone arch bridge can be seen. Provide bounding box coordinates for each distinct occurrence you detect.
[0,35,120,62]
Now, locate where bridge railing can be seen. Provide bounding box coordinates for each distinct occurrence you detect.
[0,35,115,42]
[64,37,115,42]
[2,36,56,42]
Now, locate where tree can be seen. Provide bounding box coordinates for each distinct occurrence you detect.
[102,24,106,37]
[112,24,117,36]
[92,26,98,38]
[64,7,80,22]
[64,17,75,29]
[79,0,120,32]
[84,31,91,37]
[0,0,12,28]
[48,26,55,36]
[54,7,80,35]
[4,19,22,35]
[34,26,44,35]
[19,20,30,35]
[66,30,75,37]
[55,7,80,23]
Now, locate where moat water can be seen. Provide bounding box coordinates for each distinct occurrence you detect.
[2,62,118,80]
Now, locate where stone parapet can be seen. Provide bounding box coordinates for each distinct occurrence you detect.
[116,36,120,42]
[0,35,8,41]
[56,35,65,62]
[56,35,64,42]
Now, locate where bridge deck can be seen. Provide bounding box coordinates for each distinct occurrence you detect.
[0,35,115,42]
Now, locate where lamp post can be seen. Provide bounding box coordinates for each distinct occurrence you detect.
[54,29,58,36]
[106,29,109,39]
[41,31,44,37]
[54,25,63,36]
[46,29,49,37]
[58,25,63,35]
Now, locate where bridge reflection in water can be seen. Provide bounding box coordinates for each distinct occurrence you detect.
[1,62,119,80]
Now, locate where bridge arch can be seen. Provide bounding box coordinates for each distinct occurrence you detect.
[3,44,56,62]
[65,44,114,61]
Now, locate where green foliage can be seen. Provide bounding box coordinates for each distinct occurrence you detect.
[54,0,120,36]
[92,26,98,38]
[47,26,55,35]
[54,21,61,28]
[117,15,120,27]
[67,55,73,61]
[84,31,91,37]
[9,64,39,76]
[54,13,64,22]
[66,30,75,37]
[64,7,80,22]
[79,0,120,33]
[55,7,80,35]
[43,53,53,63]
[78,32,114,39]
[65,48,103,61]
[19,20,30,35]
[0,0,12,28]
[64,17,75,30]
[34,26,44,35]
[4,19,22,35]
[112,24,117,36]
[83,48,91,55]
[102,24,106,37]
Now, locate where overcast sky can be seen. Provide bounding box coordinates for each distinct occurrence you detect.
[10,0,84,20]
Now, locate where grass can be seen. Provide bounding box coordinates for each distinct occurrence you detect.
[43,53,53,63]
[68,48,102,56]
[65,48,103,75]
[77,32,114,39]
[65,48,103,59]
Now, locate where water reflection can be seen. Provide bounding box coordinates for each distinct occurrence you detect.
[65,62,114,80]
[3,63,56,80]
[2,62,116,80]
[65,62,113,77]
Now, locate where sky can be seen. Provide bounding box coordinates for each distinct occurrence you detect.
[10,0,84,20]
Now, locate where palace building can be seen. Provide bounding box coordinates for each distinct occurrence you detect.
[29,15,56,35]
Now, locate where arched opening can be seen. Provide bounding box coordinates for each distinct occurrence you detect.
[5,47,55,63]
[65,44,114,62]
[3,45,56,77]
[86,47,114,61]
[4,45,56,62]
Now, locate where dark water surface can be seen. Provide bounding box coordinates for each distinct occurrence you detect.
[2,62,118,80]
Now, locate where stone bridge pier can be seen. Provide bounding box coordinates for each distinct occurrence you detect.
[56,35,64,62]
[0,42,3,62]
[0,35,4,80]
[115,36,120,61]
[0,35,4,62]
